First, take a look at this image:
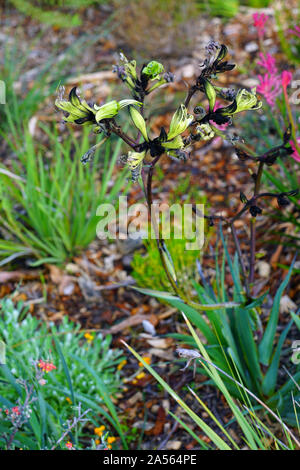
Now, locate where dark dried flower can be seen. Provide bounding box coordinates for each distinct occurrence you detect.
[235,148,251,161]
[277,195,290,207]
[163,71,175,83]
[250,205,262,217]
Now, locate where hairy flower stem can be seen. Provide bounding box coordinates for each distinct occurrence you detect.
[249,161,264,288]
[184,85,198,108]
[143,156,201,308]
[143,155,180,295]
[110,122,137,149]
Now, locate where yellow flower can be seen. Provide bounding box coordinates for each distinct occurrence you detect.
[107,436,116,444]
[94,425,105,436]
[65,397,72,404]
[117,359,127,371]
[138,356,151,367]
[84,332,94,344]
[95,439,100,445]
[136,372,146,380]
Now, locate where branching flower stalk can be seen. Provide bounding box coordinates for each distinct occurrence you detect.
[55,42,298,302]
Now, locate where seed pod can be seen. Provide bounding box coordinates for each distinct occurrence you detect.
[203,79,216,112]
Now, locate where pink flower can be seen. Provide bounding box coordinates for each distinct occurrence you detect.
[290,138,300,163]
[11,406,21,416]
[281,70,293,90]
[288,25,300,38]
[65,441,74,450]
[257,73,281,107]
[257,53,277,75]
[38,359,57,373]
[253,12,268,38]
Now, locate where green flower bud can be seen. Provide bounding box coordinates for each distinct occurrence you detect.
[126,75,136,90]
[120,53,137,80]
[127,150,146,182]
[129,106,149,141]
[55,87,96,125]
[203,79,216,112]
[95,100,120,123]
[95,99,141,123]
[196,123,215,141]
[167,104,194,141]
[142,61,164,80]
[120,99,142,110]
[215,44,228,63]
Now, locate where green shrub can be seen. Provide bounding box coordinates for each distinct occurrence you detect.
[0,127,129,266]
[0,296,127,449]
[6,0,103,28]
[143,228,300,425]
[125,312,300,450]
[131,237,200,297]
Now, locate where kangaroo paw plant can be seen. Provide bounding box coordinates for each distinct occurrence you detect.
[55,41,298,301]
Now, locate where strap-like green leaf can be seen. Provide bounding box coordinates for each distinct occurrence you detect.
[259,261,295,366]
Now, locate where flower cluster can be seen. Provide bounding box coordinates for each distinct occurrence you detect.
[113,53,174,98]
[253,12,268,38]
[288,24,300,39]
[290,138,300,163]
[122,103,194,181]
[84,332,94,344]
[57,44,264,183]
[55,86,141,133]
[253,15,294,108]
[38,359,57,373]
[1,404,32,424]
[94,425,116,449]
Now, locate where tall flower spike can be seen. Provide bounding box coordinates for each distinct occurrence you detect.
[167,104,194,141]
[55,87,96,125]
